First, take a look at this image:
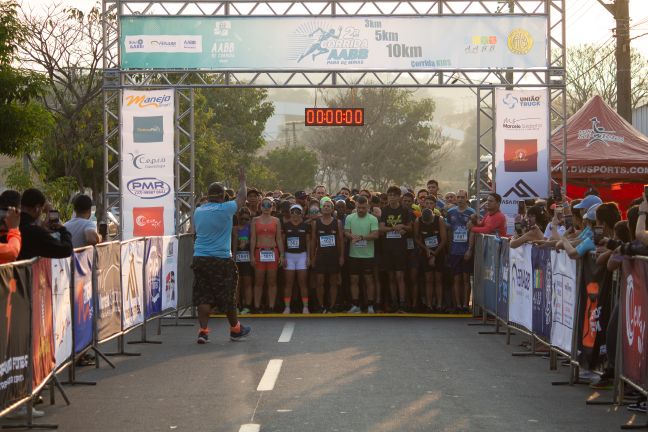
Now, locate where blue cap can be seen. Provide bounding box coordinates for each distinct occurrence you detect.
[573,194,602,210]
[585,203,601,221]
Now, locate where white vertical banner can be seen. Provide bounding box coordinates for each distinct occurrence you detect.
[121,240,145,330]
[51,258,72,368]
[495,88,549,234]
[121,89,175,240]
[161,236,178,311]
[550,250,577,353]
[508,243,533,331]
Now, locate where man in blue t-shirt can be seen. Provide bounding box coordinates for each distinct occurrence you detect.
[193,168,251,344]
[446,190,476,313]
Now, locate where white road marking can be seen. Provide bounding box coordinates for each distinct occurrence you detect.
[278,322,295,343]
[257,359,283,391]
[238,425,260,432]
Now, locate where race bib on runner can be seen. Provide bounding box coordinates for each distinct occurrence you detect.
[235,251,250,263]
[287,237,300,249]
[260,249,276,262]
[320,235,336,248]
[386,231,401,239]
[425,236,439,249]
[453,227,468,243]
[406,238,415,250]
[354,239,367,248]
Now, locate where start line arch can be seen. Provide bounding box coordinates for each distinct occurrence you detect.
[102,0,568,239]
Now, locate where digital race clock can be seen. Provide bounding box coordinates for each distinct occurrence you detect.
[304,108,364,126]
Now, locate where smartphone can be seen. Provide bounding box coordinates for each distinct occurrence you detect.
[593,226,604,244]
[517,200,526,216]
[48,210,60,223]
[552,184,562,202]
[514,222,523,235]
[0,208,8,221]
[564,214,573,230]
[99,222,108,238]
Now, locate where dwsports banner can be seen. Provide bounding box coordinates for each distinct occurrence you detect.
[620,259,648,389]
[161,236,178,311]
[495,89,550,235]
[51,258,72,368]
[531,247,552,339]
[121,89,175,240]
[95,243,122,342]
[482,236,499,313]
[121,240,145,330]
[508,243,533,330]
[120,16,548,70]
[496,240,510,322]
[31,259,54,389]
[0,264,31,410]
[550,251,577,354]
[73,249,94,354]
[144,237,163,319]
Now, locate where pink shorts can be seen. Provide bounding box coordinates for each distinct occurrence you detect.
[254,247,279,271]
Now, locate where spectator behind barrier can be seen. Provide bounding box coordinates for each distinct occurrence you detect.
[469,193,507,237]
[0,190,22,264]
[559,202,620,259]
[18,188,73,260]
[636,194,648,247]
[64,194,100,248]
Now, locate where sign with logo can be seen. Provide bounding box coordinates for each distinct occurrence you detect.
[144,237,163,319]
[577,117,624,148]
[550,250,577,354]
[51,258,72,368]
[31,259,55,389]
[120,16,547,70]
[161,236,178,311]
[508,243,533,331]
[95,242,122,342]
[495,89,549,234]
[121,90,175,239]
[531,247,552,339]
[621,259,648,388]
[121,240,145,331]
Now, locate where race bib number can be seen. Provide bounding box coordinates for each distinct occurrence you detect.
[386,231,401,239]
[235,251,250,263]
[287,237,300,249]
[320,235,336,248]
[453,227,468,243]
[406,238,415,250]
[354,239,368,248]
[260,249,276,262]
[425,236,439,249]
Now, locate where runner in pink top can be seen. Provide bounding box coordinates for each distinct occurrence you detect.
[470,193,507,237]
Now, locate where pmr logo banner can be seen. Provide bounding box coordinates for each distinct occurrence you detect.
[127,178,171,199]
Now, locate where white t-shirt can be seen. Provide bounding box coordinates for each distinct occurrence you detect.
[64,217,98,248]
[544,223,566,239]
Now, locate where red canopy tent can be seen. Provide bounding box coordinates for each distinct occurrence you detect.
[551,95,648,213]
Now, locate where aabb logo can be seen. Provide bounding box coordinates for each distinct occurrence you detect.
[133,207,164,237]
[125,94,172,109]
[127,178,171,199]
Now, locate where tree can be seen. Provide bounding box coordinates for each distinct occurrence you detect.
[0,1,53,156]
[262,145,318,193]
[566,44,648,116]
[308,88,451,191]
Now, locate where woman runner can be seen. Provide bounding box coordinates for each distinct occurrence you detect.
[250,197,283,312]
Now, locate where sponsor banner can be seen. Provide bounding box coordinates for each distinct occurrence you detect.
[495,89,549,235]
[177,235,194,308]
[0,263,31,410]
[552,164,648,178]
[508,243,533,330]
[161,236,178,311]
[95,243,122,342]
[621,259,648,388]
[144,237,163,319]
[121,89,175,240]
[51,258,72,368]
[550,251,577,354]
[497,239,510,322]
[73,249,94,354]
[31,259,54,389]
[531,247,552,339]
[472,235,484,308]
[121,240,145,330]
[120,16,548,70]
[482,235,499,313]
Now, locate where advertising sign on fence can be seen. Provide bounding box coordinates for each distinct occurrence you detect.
[31,259,54,389]
[120,16,548,70]
[495,88,550,235]
[0,264,31,409]
[73,249,94,354]
[95,243,122,342]
[482,236,499,313]
[531,247,552,339]
[121,89,175,240]
[145,237,163,319]
[579,255,612,369]
[508,243,533,330]
[51,258,72,368]
[550,251,577,354]
[621,259,648,388]
[161,236,178,311]
[121,240,145,330]
[497,240,510,322]
[177,235,194,308]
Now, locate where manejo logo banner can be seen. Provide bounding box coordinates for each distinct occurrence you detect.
[121,90,175,239]
[495,88,549,235]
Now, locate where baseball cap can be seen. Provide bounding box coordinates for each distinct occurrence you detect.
[573,194,602,210]
[295,191,308,200]
[320,196,333,207]
[289,204,303,212]
[585,203,601,221]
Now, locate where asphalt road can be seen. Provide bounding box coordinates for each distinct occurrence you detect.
[1,317,642,431]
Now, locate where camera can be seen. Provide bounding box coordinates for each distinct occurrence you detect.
[620,241,648,257]
[564,215,573,230]
[606,239,621,250]
[48,210,60,225]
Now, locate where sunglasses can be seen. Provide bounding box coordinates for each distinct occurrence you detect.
[309,208,320,214]
[290,209,303,215]
[261,201,273,209]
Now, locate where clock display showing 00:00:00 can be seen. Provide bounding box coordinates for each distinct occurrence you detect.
[305,108,364,126]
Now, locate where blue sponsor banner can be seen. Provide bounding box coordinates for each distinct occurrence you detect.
[531,246,552,339]
[497,240,510,322]
[482,236,499,313]
[144,237,163,319]
[73,248,94,354]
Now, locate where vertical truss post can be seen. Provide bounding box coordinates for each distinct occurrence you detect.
[175,90,196,234]
[476,87,496,207]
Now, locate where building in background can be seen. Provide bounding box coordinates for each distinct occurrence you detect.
[633,104,648,137]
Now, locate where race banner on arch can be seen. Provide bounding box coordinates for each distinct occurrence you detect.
[121,89,176,240]
[495,88,550,235]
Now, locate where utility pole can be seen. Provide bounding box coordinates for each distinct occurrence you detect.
[598,0,632,122]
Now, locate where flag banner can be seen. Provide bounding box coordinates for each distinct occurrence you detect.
[620,259,648,389]
[31,259,54,389]
[508,243,533,331]
[497,239,510,322]
[95,243,122,342]
[482,235,500,313]
[51,258,72,368]
[144,237,163,319]
[0,263,31,410]
[73,248,94,354]
[531,247,552,339]
[177,235,194,308]
[550,251,578,354]
[161,236,178,311]
[121,240,145,330]
[495,89,550,234]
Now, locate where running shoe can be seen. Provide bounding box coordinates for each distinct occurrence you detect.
[240,307,251,315]
[367,305,375,314]
[302,307,310,314]
[590,378,613,390]
[347,305,362,314]
[230,324,252,341]
[282,306,291,314]
[5,406,45,419]
[197,329,209,344]
[627,401,647,413]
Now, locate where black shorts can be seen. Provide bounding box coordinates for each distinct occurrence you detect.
[406,249,419,269]
[420,251,445,273]
[236,261,253,277]
[448,254,474,276]
[192,256,238,312]
[381,246,407,272]
[314,254,341,274]
[347,257,375,275]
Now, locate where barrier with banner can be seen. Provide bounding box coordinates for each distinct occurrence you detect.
[95,242,122,342]
[482,235,499,314]
[73,248,94,354]
[31,259,55,390]
[508,243,533,331]
[620,258,648,391]
[120,240,145,331]
[550,250,577,354]
[52,258,72,368]
[531,247,552,340]
[496,240,510,322]
[144,237,163,319]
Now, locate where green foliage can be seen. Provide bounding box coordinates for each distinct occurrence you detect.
[262,145,318,193]
[5,162,34,191]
